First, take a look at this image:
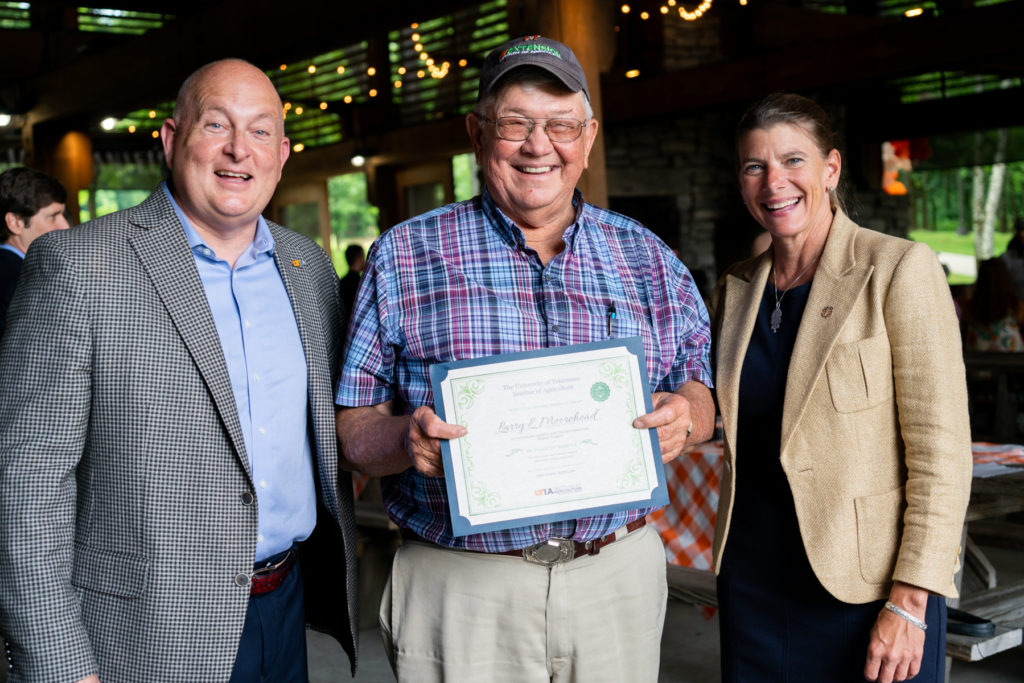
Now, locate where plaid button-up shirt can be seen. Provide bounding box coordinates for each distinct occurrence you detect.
[336,190,712,552]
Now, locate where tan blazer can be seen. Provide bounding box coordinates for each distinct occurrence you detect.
[711,210,972,603]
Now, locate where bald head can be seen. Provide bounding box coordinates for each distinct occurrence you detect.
[172,59,284,134]
[160,58,290,240]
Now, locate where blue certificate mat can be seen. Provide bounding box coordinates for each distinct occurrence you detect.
[430,337,668,537]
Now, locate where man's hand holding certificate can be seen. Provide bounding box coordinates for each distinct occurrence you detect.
[429,338,670,536]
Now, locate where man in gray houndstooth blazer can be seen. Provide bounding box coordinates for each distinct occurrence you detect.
[0,60,357,682]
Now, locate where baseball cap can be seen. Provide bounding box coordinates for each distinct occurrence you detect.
[477,35,590,102]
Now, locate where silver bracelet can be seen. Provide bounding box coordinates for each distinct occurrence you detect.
[884,601,927,631]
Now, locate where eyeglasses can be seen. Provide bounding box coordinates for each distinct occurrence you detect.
[482,116,587,143]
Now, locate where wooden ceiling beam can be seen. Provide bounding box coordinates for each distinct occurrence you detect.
[16,0,478,124]
[602,2,1024,123]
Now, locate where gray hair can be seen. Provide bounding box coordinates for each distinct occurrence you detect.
[475,66,594,121]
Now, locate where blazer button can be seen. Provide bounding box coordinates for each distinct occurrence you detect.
[240,491,255,506]
[234,573,251,588]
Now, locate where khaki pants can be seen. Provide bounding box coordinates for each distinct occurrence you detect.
[379,524,667,683]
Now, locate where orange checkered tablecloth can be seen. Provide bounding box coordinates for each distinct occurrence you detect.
[349,441,1022,559]
[646,441,724,570]
[972,442,1024,466]
[352,472,371,499]
[646,440,1024,570]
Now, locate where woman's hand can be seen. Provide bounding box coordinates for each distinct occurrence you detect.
[863,582,930,683]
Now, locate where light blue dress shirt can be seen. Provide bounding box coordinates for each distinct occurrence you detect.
[0,244,24,258]
[163,182,316,561]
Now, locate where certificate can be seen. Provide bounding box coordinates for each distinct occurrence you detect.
[430,338,668,537]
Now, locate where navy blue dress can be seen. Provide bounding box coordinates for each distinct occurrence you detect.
[716,280,946,682]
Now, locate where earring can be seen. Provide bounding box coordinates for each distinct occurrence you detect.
[826,185,833,193]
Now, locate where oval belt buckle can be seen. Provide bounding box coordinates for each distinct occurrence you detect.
[522,537,574,566]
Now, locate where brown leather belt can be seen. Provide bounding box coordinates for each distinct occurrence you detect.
[250,548,297,596]
[402,519,646,567]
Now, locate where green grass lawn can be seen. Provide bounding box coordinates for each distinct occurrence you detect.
[908,230,1014,284]
[908,229,1013,257]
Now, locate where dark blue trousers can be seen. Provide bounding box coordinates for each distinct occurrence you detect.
[229,553,308,683]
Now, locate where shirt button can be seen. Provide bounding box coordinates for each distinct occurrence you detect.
[259,480,268,489]
[240,491,255,505]
[257,534,264,543]
[244,319,252,329]
[234,573,251,588]
[258,427,267,436]
[203,248,212,257]
[551,325,560,333]
[254,373,261,381]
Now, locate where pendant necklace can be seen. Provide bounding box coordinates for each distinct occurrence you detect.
[770,256,818,334]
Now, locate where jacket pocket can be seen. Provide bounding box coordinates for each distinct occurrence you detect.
[72,545,149,599]
[825,333,894,413]
[854,486,904,584]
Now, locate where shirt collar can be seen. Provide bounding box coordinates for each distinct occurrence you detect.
[0,243,25,259]
[481,187,585,252]
[161,181,274,261]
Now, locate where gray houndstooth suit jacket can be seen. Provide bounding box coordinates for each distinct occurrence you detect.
[0,188,358,682]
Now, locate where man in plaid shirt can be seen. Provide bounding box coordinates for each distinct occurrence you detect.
[336,36,713,682]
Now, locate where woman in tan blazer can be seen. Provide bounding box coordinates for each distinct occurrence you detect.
[711,93,972,683]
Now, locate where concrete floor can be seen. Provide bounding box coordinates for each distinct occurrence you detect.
[309,545,1024,682]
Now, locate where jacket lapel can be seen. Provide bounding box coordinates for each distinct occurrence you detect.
[269,226,339,512]
[780,211,873,459]
[716,254,772,460]
[127,190,250,475]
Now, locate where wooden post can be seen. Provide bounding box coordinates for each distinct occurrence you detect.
[24,117,94,225]
[511,0,614,208]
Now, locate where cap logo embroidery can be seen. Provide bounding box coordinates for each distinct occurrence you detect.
[500,44,564,62]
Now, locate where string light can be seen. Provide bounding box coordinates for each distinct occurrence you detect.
[151,130,159,138]
[904,7,923,16]
[369,88,378,97]
[280,64,287,71]
[295,106,303,115]
[398,66,407,75]
[623,0,727,22]
[679,0,713,20]
[337,65,346,74]
[148,110,156,118]
[293,143,305,152]
[344,95,353,103]
[319,101,328,110]
[307,65,317,74]
[625,69,640,78]
[101,117,116,130]
[411,33,420,41]
[367,67,376,76]
[128,125,136,133]
[458,59,467,67]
